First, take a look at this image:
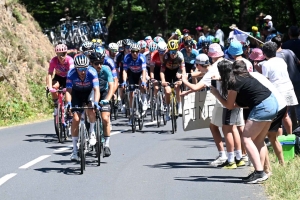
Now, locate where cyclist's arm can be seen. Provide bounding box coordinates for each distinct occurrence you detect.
[160,65,166,83]
[65,77,72,102]
[105,67,114,101]
[123,57,129,84]
[113,77,119,93]
[141,55,147,83]
[48,59,55,88]
[150,64,155,79]
[93,86,100,103]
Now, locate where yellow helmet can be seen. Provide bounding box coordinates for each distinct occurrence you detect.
[167,40,179,50]
[92,38,102,45]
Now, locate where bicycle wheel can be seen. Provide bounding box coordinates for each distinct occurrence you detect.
[95,116,103,166]
[138,101,144,130]
[171,98,176,134]
[131,96,136,133]
[156,93,161,128]
[149,86,154,122]
[79,125,86,174]
[57,106,63,143]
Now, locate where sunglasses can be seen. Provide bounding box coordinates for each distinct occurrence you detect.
[119,47,124,51]
[93,61,103,66]
[76,67,87,72]
[57,52,67,57]
[158,50,165,55]
[131,50,139,54]
[110,49,118,53]
[170,50,177,55]
[185,45,192,48]
[84,50,93,56]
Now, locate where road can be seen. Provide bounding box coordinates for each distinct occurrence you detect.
[0,113,266,200]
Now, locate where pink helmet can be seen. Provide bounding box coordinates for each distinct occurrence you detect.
[195,26,203,31]
[55,44,68,53]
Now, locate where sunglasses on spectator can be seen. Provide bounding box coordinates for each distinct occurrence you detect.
[76,67,87,72]
[93,61,103,66]
[131,50,139,54]
[57,52,67,57]
[170,50,177,55]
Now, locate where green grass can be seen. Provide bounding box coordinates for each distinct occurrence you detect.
[12,8,23,23]
[264,153,300,200]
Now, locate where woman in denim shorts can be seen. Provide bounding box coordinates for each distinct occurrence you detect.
[210,60,278,184]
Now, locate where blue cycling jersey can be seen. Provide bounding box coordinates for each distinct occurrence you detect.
[66,66,99,92]
[123,53,147,73]
[98,65,114,92]
[180,48,199,64]
[104,56,118,78]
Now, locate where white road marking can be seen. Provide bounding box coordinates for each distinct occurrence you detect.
[19,155,51,169]
[54,147,72,152]
[0,173,17,186]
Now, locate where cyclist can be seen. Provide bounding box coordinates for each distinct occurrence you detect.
[181,38,199,74]
[138,40,148,55]
[103,46,118,93]
[107,42,119,61]
[82,41,94,57]
[47,44,74,115]
[122,43,148,125]
[92,38,102,48]
[90,50,114,157]
[161,40,186,119]
[65,55,100,161]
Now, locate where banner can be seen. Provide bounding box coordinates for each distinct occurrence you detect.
[182,88,216,131]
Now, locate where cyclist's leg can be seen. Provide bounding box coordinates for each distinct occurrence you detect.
[128,71,139,124]
[86,90,97,145]
[139,70,148,113]
[100,90,112,156]
[153,65,161,97]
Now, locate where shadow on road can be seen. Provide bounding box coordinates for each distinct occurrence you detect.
[24,133,72,144]
[145,158,216,169]
[174,175,243,183]
[34,167,81,175]
[177,136,220,143]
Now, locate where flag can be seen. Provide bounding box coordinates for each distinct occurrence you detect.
[233,29,250,43]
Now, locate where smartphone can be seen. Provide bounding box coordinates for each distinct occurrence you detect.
[211,79,217,87]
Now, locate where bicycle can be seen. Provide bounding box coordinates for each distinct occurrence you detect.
[148,79,155,122]
[110,89,119,121]
[47,87,69,143]
[168,81,179,134]
[130,84,144,133]
[124,84,131,118]
[155,81,167,127]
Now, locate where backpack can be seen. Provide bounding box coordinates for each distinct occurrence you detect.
[292,126,300,154]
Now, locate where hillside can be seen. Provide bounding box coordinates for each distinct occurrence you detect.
[0,0,55,125]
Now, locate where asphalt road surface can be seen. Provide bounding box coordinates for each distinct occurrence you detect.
[0,113,266,200]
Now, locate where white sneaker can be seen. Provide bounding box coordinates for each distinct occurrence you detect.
[210,156,227,167]
[89,132,96,145]
[121,104,126,114]
[70,151,79,161]
[142,101,148,111]
[166,111,170,121]
[178,104,182,115]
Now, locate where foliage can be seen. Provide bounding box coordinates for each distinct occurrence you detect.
[12,7,23,23]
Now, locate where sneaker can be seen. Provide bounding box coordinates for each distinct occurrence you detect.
[70,151,79,161]
[142,102,148,111]
[235,158,246,167]
[178,104,182,115]
[104,146,111,157]
[118,101,123,111]
[89,132,96,146]
[128,118,132,126]
[210,156,227,167]
[218,160,237,169]
[242,171,268,184]
[166,111,170,121]
[242,155,249,162]
[121,104,126,114]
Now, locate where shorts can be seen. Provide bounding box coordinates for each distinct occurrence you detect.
[248,94,278,122]
[128,71,142,91]
[243,108,251,120]
[71,89,94,112]
[100,90,111,112]
[164,67,178,83]
[118,66,131,87]
[281,89,298,106]
[222,108,245,126]
[211,101,223,127]
[269,106,287,132]
[153,64,161,81]
[52,74,66,88]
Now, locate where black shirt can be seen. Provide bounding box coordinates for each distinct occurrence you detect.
[229,75,271,109]
[116,52,125,69]
[282,39,300,60]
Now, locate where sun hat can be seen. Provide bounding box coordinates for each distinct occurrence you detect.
[249,48,265,61]
[228,40,243,56]
[252,26,258,32]
[195,54,210,65]
[208,43,224,58]
[229,24,238,29]
[264,15,272,20]
[195,26,203,31]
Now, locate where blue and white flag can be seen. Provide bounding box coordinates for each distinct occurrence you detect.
[233,29,250,43]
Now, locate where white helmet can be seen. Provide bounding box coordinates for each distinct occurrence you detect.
[130,43,140,51]
[108,43,118,51]
[157,41,167,52]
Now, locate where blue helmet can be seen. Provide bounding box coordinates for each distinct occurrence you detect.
[206,35,215,44]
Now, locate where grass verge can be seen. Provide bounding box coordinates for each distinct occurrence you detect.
[264,153,300,199]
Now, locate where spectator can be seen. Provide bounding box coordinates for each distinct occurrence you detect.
[203,25,210,37]
[282,26,300,60]
[214,23,225,46]
[264,15,273,28]
[265,27,277,42]
[249,48,266,73]
[195,26,204,40]
[262,42,298,134]
[228,40,253,72]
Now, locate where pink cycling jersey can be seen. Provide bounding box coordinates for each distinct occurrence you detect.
[48,55,74,77]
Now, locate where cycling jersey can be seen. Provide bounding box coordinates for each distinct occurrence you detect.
[66,66,99,92]
[123,53,147,73]
[162,51,185,70]
[150,51,162,66]
[104,56,118,78]
[180,48,199,64]
[98,65,114,92]
[49,55,74,77]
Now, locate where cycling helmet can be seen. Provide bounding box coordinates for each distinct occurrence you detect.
[117,40,123,47]
[55,44,68,53]
[91,38,102,47]
[82,41,94,51]
[108,43,118,51]
[145,36,152,41]
[148,42,158,52]
[202,42,210,49]
[74,54,89,67]
[212,38,220,44]
[167,40,178,50]
[184,39,193,46]
[145,39,153,47]
[153,36,164,44]
[123,39,132,46]
[129,43,140,51]
[137,40,147,49]
[157,41,167,52]
[90,47,106,62]
[206,35,215,44]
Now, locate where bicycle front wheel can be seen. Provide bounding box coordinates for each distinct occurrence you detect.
[95,117,103,166]
[131,96,136,133]
[79,125,86,174]
[57,106,64,143]
[138,101,144,131]
[156,93,162,128]
[171,98,176,134]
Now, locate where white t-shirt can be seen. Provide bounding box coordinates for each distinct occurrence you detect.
[268,21,273,28]
[236,57,253,72]
[250,72,286,110]
[215,29,225,46]
[262,57,294,92]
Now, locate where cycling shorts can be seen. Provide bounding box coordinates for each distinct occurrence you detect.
[128,71,142,91]
[100,90,110,112]
[52,74,66,88]
[71,89,93,112]
[164,68,178,83]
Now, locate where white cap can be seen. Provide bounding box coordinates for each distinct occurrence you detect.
[195,54,210,65]
[264,15,272,20]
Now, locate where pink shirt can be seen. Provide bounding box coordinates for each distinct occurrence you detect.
[48,55,74,77]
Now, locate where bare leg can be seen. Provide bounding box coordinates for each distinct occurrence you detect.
[210,123,224,151]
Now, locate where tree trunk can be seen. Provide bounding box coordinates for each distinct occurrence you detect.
[285,0,297,25]
[127,0,132,35]
[105,0,114,28]
[163,0,168,38]
[239,0,249,30]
